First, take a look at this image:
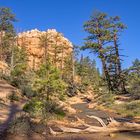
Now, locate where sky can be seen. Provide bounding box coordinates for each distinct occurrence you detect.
[0,0,140,70]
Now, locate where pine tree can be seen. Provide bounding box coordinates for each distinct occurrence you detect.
[32,63,67,100]
[108,16,127,93]
[52,32,62,68]
[39,32,50,65]
[62,45,79,83]
[126,59,140,98]
[76,55,100,90]
[83,11,127,93]
[10,45,28,87]
[0,7,16,62]
[63,53,73,82]
[83,11,113,91]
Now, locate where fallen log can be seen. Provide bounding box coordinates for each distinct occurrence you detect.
[86,115,107,127]
[49,115,140,136]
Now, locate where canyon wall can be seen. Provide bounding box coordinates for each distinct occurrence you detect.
[17,29,73,69]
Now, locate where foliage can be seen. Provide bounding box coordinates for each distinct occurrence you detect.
[126,59,140,98]
[32,63,67,100]
[10,46,28,87]
[98,93,115,107]
[23,98,44,117]
[67,82,78,97]
[8,115,47,135]
[0,7,16,33]
[62,54,73,82]
[8,91,19,102]
[83,10,126,93]
[8,115,31,135]
[0,7,16,63]
[21,85,37,98]
[2,7,140,124]
[116,100,140,117]
[76,56,101,90]
[23,98,65,120]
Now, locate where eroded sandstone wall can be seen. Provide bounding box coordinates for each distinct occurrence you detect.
[17,29,73,69]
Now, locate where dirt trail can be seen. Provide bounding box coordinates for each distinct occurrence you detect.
[71,103,109,126]
[66,94,123,126]
[52,97,140,140]
[0,80,26,135]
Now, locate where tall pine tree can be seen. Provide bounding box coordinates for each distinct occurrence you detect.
[83,11,127,93]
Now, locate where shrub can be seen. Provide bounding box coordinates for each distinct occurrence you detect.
[21,85,37,98]
[7,115,48,135]
[31,122,46,134]
[116,100,140,117]
[59,94,66,101]
[23,98,43,117]
[41,100,66,119]
[67,83,78,97]
[8,91,19,102]
[23,99,65,120]
[7,116,31,135]
[98,93,115,107]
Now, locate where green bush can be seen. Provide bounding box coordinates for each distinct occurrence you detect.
[23,98,43,117]
[98,93,115,107]
[21,85,37,98]
[8,91,19,102]
[59,94,66,101]
[23,99,65,119]
[42,100,66,118]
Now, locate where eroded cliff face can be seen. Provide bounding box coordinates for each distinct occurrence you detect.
[17,29,73,69]
[0,61,10,75]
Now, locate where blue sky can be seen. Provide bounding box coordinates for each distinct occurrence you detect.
[0,0,140,70]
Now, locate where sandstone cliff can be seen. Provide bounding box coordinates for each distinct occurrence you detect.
[0,61,10,76]
[17,29,73,69]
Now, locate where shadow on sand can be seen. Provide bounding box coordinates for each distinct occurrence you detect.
[0,102,32,140]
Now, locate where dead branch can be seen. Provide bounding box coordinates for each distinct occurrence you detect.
[86,115,107,127]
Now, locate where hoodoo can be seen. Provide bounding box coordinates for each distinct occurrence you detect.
[17,29,73,69]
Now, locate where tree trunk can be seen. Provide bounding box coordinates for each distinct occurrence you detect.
[60,46,64,79]
[72,50,75,83]
[49,115,140,135]
[0,32,3,61]
[10,35,15,72]
[32,56,35,71]
[10,46,14,72]
[114,33,126,93]
[98,39,113,91]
